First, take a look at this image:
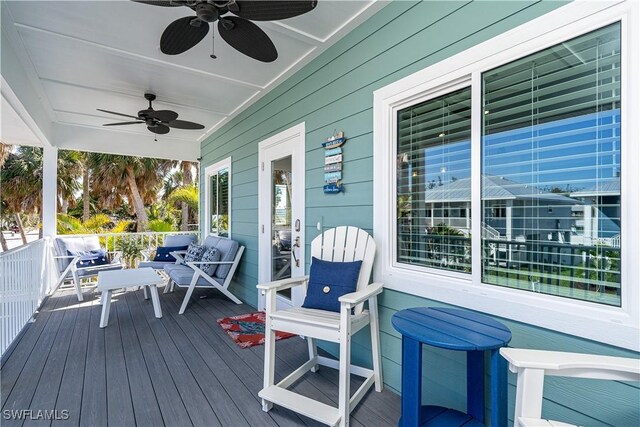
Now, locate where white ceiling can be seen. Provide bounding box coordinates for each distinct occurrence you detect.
[0,0,384,160]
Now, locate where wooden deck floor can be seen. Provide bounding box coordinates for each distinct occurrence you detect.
[1,285,400,427]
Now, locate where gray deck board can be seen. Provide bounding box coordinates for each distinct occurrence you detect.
[24,297,79,427]
[80,298,108,427]
[52,294,93,427]
[2,286,401,427]
[1,294,68,408]
[2,294,72,426]
[104,294,136,427]
[114,291,164,427]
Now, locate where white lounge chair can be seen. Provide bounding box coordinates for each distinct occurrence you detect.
[164,235,244,314]
[53,235,124,301]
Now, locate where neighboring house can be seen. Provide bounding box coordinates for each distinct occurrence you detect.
[423,175,578,243]
[570,178,621,246]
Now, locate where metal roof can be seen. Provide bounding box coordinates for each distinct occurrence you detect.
[423,175,578,203]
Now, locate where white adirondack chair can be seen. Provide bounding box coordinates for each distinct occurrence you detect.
[500,348,640,427]
[257,226,383,427]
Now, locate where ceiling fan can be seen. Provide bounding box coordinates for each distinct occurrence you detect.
[133,0,317,62]
[98,93,205,135]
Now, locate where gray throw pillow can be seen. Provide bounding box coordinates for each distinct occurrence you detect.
[184,243,205,262]
[200,248,221,276]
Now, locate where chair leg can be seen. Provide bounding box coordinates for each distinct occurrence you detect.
[179,276,199,314]
[163,280,173,294]
[72,270,83,302]
[179,285,196,314]
[308,338,319,373]
[338,313,352,427]
[369,296,383,392]
[262,290,276,412]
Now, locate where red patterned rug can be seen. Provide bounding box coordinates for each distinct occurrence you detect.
[217,311,296,348]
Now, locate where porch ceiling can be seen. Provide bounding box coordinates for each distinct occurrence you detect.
[0,0,384,161]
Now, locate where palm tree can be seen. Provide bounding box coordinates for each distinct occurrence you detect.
[0,146,43,244]
[57,150,82,214]
[89,154,173,231]
[181,161,194,231]
[0,143,10,168]
[81,152,91,222]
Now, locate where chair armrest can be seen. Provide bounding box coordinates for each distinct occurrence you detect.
[339,282,383,306]
[257,276,309,292]
[53,254,77,260]
[140,249,152,261]
[170,250,187,264]
[500,348,640,381]
[186,260,235,266]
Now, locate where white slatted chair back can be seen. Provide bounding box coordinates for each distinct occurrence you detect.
[310,226,376,315]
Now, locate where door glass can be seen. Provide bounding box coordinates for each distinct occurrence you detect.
[271,156,292,298]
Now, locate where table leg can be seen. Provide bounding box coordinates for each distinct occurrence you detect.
[491,348,508,427]
[467,350,485,422]
[400,336,422,427]
[143,285,149,300]
[99,290,112,328]
[149,285,162,319]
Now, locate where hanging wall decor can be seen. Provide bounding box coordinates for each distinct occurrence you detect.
[323,131,346,194]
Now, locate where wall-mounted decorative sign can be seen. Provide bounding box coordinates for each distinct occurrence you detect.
[323,131,346,194]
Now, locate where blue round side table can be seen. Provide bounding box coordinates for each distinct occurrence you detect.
[392,307,512,427]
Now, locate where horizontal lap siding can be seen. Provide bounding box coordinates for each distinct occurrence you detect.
[201,1,638,425]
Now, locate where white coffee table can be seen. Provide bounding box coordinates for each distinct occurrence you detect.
[97,268,164,328]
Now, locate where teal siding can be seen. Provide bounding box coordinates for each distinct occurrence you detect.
[201,1,639,425]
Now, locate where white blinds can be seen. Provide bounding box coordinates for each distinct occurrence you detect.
[397,87,472,273]
[481,22,621,306]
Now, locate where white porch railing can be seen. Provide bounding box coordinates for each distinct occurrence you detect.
[0,238,57,356]
[1,231,199,357]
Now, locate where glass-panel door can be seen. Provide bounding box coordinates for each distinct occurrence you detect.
[258,123,305,311]
[271,157,293,298]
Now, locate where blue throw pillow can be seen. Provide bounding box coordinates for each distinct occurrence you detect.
[184,242,205,262]
[153,245,189,262]
[70,249,109,268]
[302,257,363,313]
[200,247,221,276]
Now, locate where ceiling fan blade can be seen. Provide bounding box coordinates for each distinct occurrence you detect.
[167,119,205,130]
[233,1,317,21]
[103,121,143,126]
[97,109,139,120]
[218,17,277,63]
[161,16,209,55]
[131,0,183,7]
[148,124,170,135]
[147,109,179,122]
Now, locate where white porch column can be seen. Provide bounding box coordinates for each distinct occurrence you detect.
[42,146,58,237]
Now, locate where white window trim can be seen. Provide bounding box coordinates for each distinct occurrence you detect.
[204,157,232,238]
[373,0,640,351]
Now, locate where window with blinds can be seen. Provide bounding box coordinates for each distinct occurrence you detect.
[397,87,472,273]
[210,167,229,237]
[481,23,621,306]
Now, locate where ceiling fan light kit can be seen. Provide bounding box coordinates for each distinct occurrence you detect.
[134,0,318,62]
[98,92,205,136]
